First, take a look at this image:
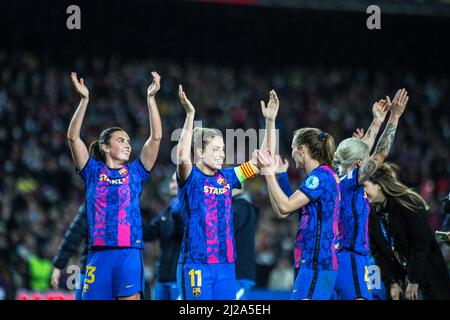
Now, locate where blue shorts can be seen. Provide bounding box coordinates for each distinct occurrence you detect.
[292,267,337,300]
[367,256,387,300]
[82,248,144,300]
[75,272,85,300]
[153,281,181,300]
[369,282,387,300]
[333,250,372,300]
[177,263,236,300]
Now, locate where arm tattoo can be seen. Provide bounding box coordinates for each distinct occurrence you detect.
[362,127,372,144]
[359,159,377,184]
[361,121,380,151]
[375,123,397,157]
[358,122,398,184]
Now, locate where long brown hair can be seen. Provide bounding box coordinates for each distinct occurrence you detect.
[89,127,124,162]
[293,128,335,168]
[368,163,429,213]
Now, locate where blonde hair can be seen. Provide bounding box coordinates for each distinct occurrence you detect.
[293,128,335,168]
[369,163,429,213]
[333,138,369,176]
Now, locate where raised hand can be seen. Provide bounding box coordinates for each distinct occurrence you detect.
[250,149,259,167]
[352,128,365,140]
[372,98,388,123]
[256,149,276,175]
[357,89,408,185]
[71,72,89,99]
[178,85,195,114]
[147,71,161,98]
[261,90,279,121]
[386,88,409,119]
[274,155,289,174]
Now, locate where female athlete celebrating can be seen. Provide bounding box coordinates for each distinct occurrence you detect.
[256,128,340,300]
[175,86,278,300]
[332,89,409,300]
[67,72,162,300]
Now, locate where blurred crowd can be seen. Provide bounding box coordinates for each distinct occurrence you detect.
[0,51,449,299]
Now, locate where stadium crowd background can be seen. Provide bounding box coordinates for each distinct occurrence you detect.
[1,51,449,299]
[1,0,450,300]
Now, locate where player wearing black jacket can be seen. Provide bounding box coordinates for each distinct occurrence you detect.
[51,204,88,300]
[232,188,259,300]
[143,197,183,300]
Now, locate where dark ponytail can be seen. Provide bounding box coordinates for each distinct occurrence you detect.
[89,140,105,162]
[293,128,336,168]
[89,127,124,163]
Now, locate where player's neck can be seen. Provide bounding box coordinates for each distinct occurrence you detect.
[305,158,320,175]
[105,157,125,169]
[345,164,358,176]
[197,162,217,176]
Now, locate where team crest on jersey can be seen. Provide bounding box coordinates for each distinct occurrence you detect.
[305,175,320,189]
[192,287,201,297]
[119,168,128,175]
[83,284,89,293]
[217,176,226,186]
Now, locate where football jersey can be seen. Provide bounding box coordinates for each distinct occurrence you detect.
[294,165,340,271]
[337,167,371,255]
[177,166,241,265]
[78,156,150,249]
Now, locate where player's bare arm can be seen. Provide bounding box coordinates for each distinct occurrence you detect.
[67,72,90,171]
[358,88,409,184]
[140,71,162,171]
[360,98,388,150]
[257,149,310,218]
[177,85,195,182]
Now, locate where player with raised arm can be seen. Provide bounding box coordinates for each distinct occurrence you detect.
[256,127,340,300]
[67,71,162,300]
[332,89,409,300]
[175,86,278,300]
